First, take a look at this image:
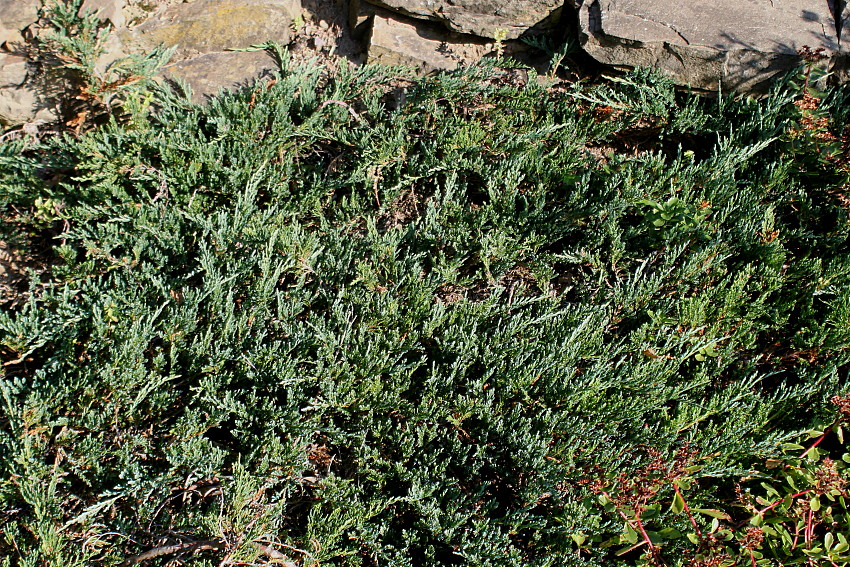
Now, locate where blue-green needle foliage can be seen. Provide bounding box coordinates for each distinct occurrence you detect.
[1,41,849,566]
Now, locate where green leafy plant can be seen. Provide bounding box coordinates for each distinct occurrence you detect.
[782,47,850,188]
[637,196,710,233]
[576,395,850,566]
[737,395,850,565]
[492,28,508,57]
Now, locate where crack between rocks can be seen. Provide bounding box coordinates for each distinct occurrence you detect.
[828,0,845,44]
[625,11,690,45]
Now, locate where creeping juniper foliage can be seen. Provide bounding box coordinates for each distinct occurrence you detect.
[1,7,850,567]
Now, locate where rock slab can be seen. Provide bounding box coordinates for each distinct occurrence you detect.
[366,8,489,71]
[363,0,563,39]
[0,0,39,47]
[120,0,299,60]
[161,50,278,102]
[579,0,842,91]
[0,51,57,126]
[78,0,127,28]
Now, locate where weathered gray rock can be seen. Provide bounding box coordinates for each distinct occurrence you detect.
[0,53,56,127]
[122,0,189,28]
[365,8,489,71]
[579,0,841,91]
[0,86,57,129]
[0,0,40,30]
[79,0,127,29]
[362,0,563,39]
[0,53,28,88]
[95,33,129,74]
[119,0,299,61]
[0,0,39,47]
[159,50,278,102]
[0,1,53,127]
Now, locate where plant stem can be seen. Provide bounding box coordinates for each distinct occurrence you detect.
[756,489,813,516]
[598,489,661,561]
[800,423,833,459]
[673,483,705,544]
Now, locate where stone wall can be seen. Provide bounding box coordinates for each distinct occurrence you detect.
[1,0,848,129]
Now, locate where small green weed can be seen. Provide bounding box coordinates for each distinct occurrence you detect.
[521,34,577,80]
[637,196,710,234]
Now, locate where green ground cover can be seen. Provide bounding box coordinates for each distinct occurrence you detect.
[1,7,850,565]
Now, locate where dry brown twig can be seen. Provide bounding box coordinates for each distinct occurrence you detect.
[252,543,299,566]
[317,99,362,122]
[119,539,225,566]
[119,538,299,567]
